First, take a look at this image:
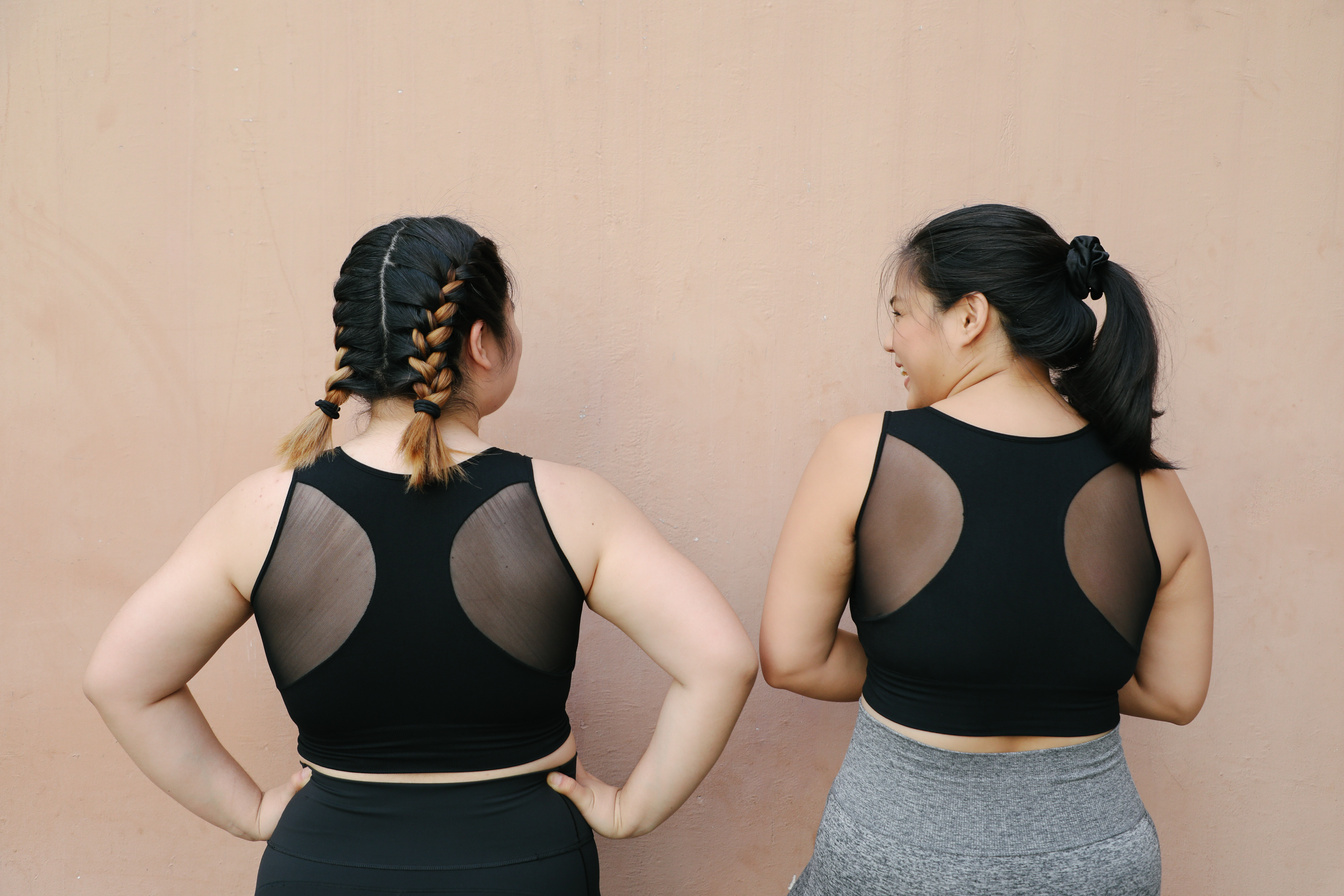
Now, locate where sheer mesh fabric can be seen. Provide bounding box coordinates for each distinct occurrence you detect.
[450,482,582,676]
[1064,463,1160,649]
[253,483,377,689]
[852,436,964,622]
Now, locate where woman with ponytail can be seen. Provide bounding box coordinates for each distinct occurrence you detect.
[85,216,757,895]
[761,204,1212,894]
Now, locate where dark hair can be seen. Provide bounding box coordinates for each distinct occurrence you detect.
[892,203,1172,471]
[278,216,514,487]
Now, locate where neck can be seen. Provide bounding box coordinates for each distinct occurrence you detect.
[340,398,493,471]
[936,354,1086,433]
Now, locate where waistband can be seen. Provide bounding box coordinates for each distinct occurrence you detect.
[267,758,592,871]
[829,710,1147,854]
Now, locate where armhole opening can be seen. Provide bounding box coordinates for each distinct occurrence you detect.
[1134,470,1163,584]
[527,459,589,599]
[248,469,299,602]
[852,411,895,537]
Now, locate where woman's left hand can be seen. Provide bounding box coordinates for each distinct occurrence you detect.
[547,758,636,839]
[246,766,312,841]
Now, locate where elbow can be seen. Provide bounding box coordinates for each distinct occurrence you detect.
[1121,678,1208,726]
[82,655,141,716]
[760,656,787,690]
[1154,679,1210,726]
[1168,693,1207,726]
[724,639,760,694]
[738,650,761,692]
[82,662,113,713]
[759,646,808,692]
[685,631,759,697]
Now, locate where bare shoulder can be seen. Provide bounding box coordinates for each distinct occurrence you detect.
[818,412,886,462]
[229,464,295,508]
[204,465,295,599]
[210,465,294,532]
[775,413,888,545]
[806,416,892,480]
[1139,468,1199,525]
[799,412,887,496]
[530,459,643,592]
[530,458,629,521]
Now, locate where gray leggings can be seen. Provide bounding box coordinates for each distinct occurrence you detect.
[790,710,1161,896]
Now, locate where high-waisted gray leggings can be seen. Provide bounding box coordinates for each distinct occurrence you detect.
[790,710,1161,895]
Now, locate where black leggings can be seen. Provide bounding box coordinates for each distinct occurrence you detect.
[255,759,599,895]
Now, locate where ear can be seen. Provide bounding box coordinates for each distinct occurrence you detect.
[947,292,992,347]
[464,319,496,372]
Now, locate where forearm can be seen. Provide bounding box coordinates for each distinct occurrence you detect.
[613,665,755,837]
[89,685,266,838]
[762,629,867,702]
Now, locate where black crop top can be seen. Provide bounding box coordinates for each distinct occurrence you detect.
[250,448,587,773]
[851,408,1160,736]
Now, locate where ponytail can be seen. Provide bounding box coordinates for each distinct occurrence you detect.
[1056,261,1173,470]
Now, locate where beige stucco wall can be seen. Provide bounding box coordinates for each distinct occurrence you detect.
[2,1,1341,893]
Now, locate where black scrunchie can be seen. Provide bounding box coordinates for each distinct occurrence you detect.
[314,399,341,420]
[413,399,443,419]
[1065,235,1110,301]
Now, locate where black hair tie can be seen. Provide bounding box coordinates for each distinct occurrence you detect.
[314,399,341,419]
[413,399,443,419]
[1065,235,1110,301]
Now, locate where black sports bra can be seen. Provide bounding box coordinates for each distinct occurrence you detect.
[250,448,587,773]
[851,408,1161,736]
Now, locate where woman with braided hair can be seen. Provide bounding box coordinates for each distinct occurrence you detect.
[761,204,1213,894]
[85,215,758,894]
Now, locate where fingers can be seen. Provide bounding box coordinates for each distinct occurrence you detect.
[546,770,592,810]
[251,767,311,842]
[548,757,590,803]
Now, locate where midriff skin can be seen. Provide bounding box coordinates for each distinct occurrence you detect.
[860,697,1110,754]
[300,732,578,783]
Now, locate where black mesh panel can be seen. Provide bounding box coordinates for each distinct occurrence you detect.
[852,435,964,621]
[450,483,583,676]
[1064,464,1160,649]
[253,483,377,689]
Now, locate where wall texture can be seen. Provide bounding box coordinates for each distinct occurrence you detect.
[2,1,1341,893]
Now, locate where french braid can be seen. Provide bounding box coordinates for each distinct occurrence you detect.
[398,276,466,488]
[277,218,512,487]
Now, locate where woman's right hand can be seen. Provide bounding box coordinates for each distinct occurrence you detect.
[547,759,635,839]
[245,766,312,841]
[532,460,758,839]
[84,467,306,840]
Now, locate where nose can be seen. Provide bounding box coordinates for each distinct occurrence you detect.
[881,326,896,353]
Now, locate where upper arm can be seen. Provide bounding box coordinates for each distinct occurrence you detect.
[532,460,755,685]
[759,414,884,678]
[84,467,292,707]
[1129,468,1214,720]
